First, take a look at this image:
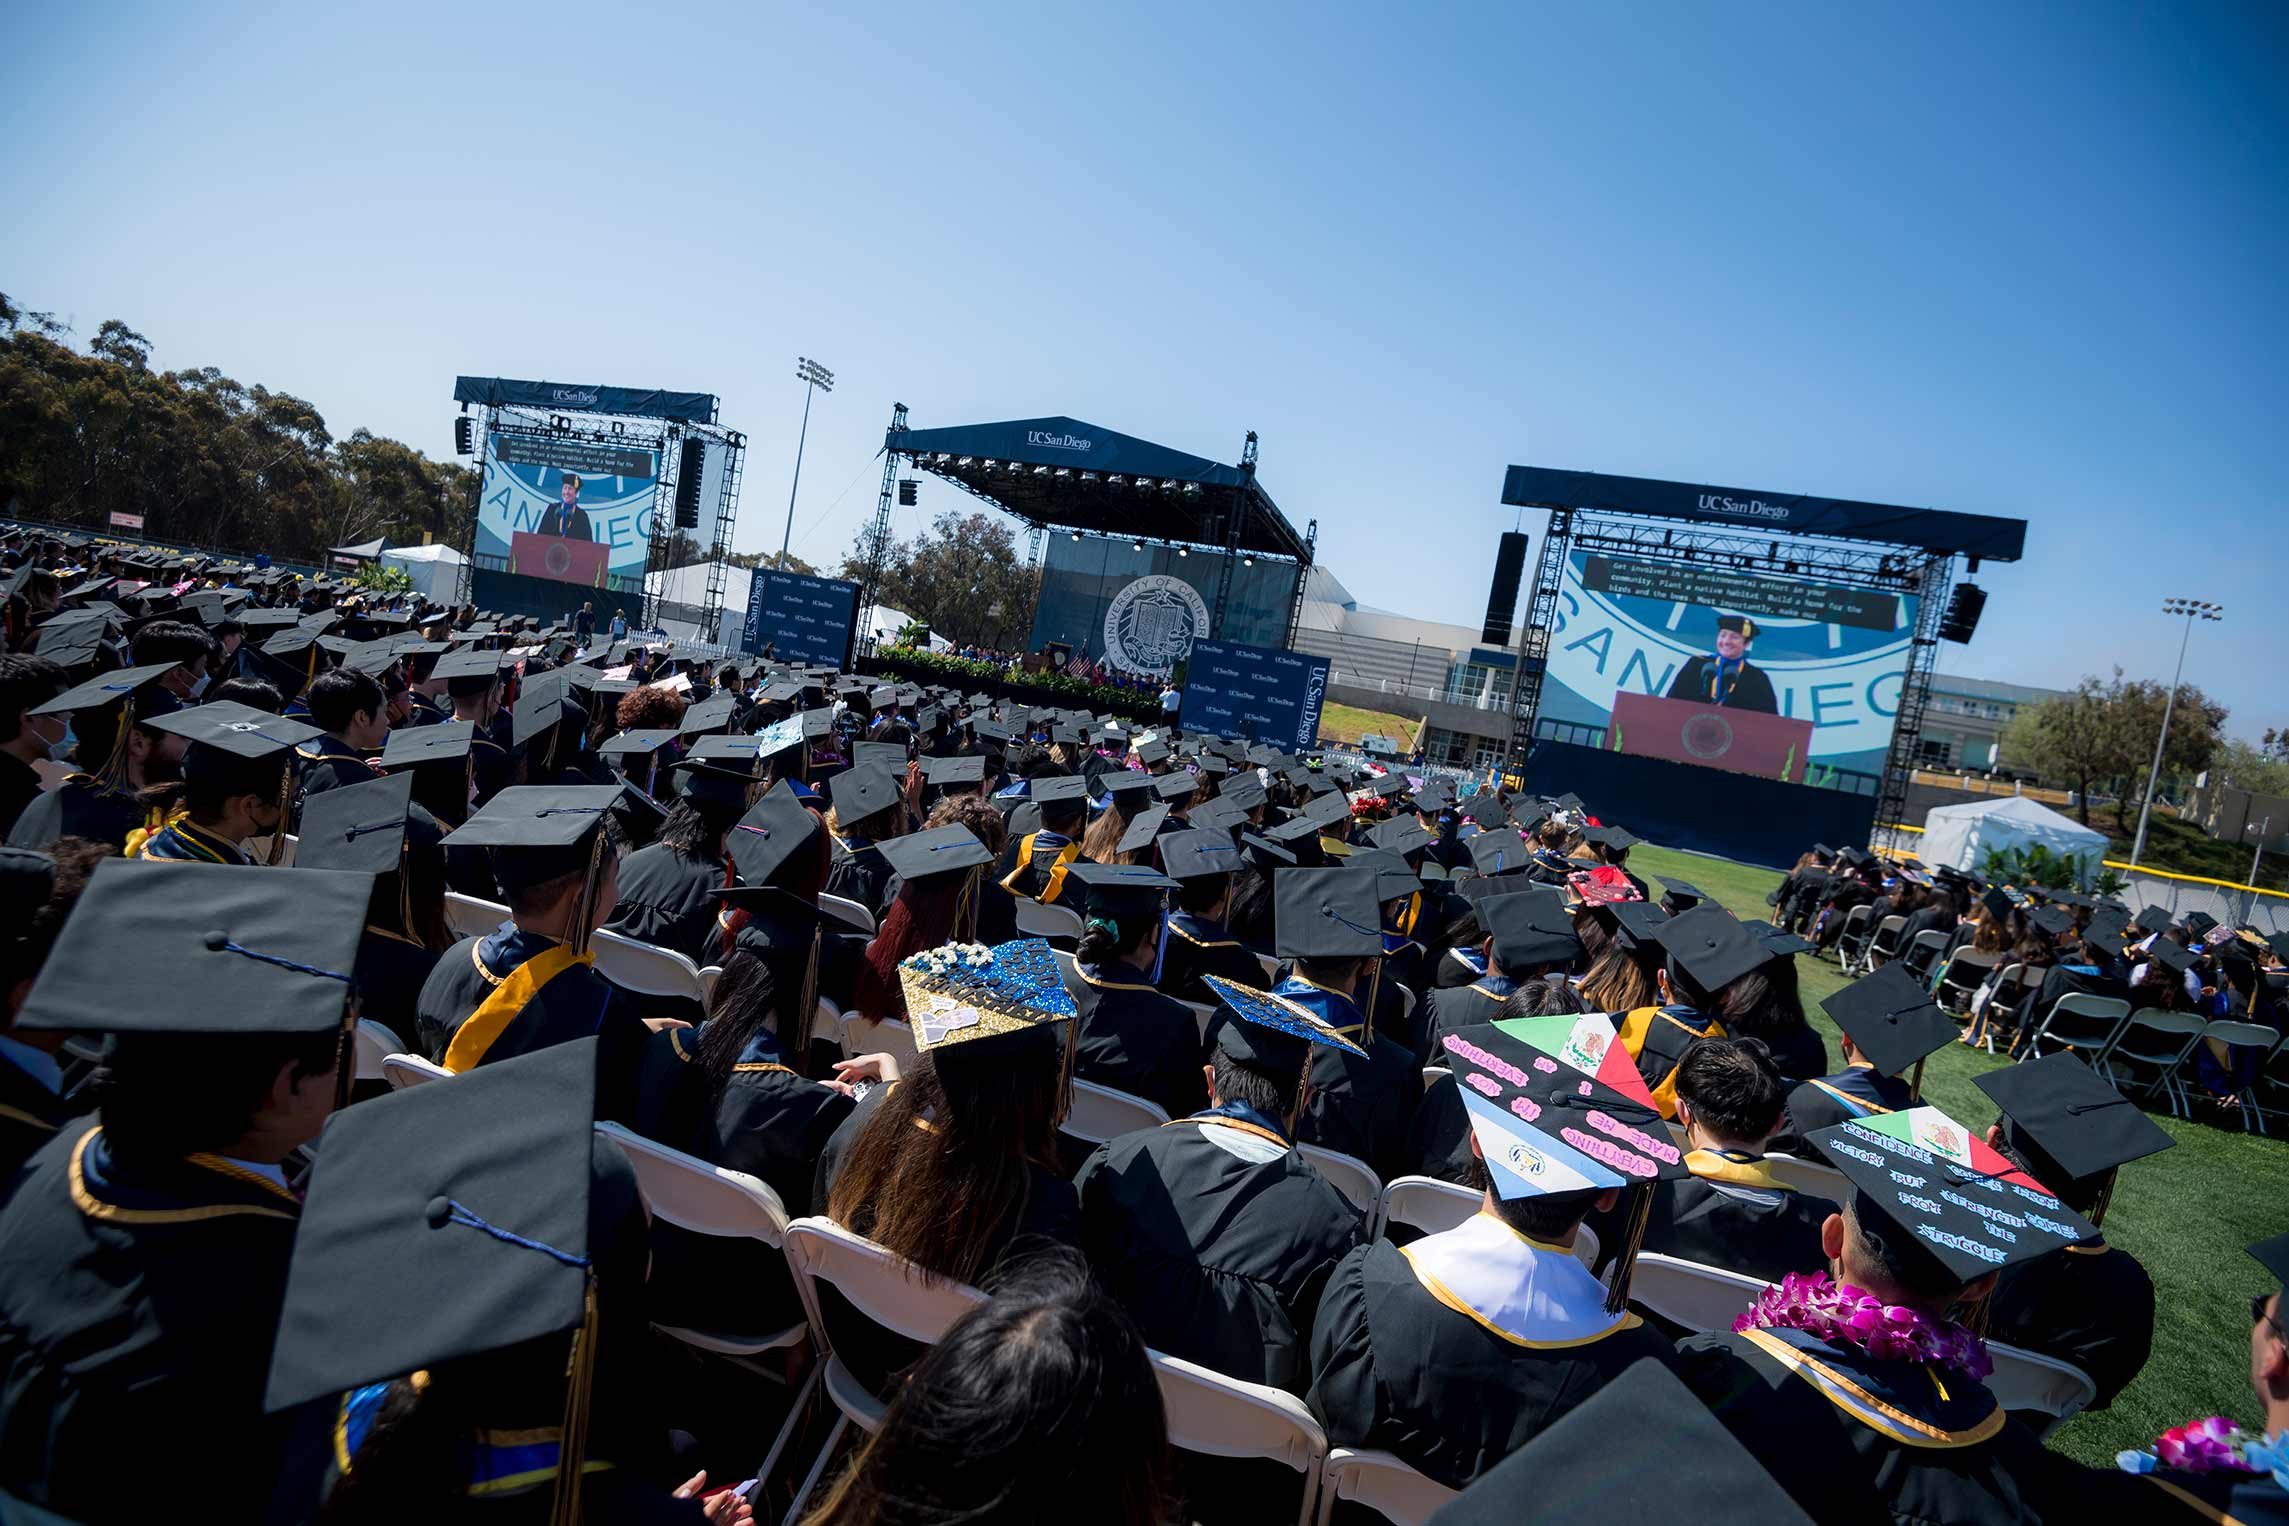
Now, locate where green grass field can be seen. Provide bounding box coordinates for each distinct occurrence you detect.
[1317,702,1419,750]
[1625,842,2289,1466]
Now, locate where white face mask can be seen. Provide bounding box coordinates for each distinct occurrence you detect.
[186,673,210,701]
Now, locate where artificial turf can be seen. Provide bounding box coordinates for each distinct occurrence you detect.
[1625,842,2289,1467]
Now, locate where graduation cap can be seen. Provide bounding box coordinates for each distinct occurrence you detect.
[596,727,677,762]
[1029,774,1093,812]
[1807,1110,2099,1284]
[1202,974,1367,1090]
[1747,920,1816,958]
[1134,740,1171,768]
[971,718,1015,749]
[1065,862,1179,922]
[32,659,181,719]
[2131,905,2173,935]
[2142,937,2198,975]
[381,719,477,770]
[1350,846,1422,905]
[1115,805,1173,854]
[1274,867,1384,960]
[2251,1232,2289,1298]
[853,740,910,773]
[293,770,438,880]
[2183,910,2220,938]
[1157,827,1242,881]
[1581,823,1641,852]
[678,692,738,738]
[1189,798,1244,835]
[261,1036,609,1506]
[921,753,986,790]
[1238,831,1298,872]
[1365,773,1410,800]
[1481,890,1581,971]
[1972,1052,2173,1226]
[1821,963,1956,1081]
[669,759,760,809]
[876,824,994,886]
[897,938,1077,1054]
[1656,877,1708,912]
[1459,793,1513,828]
[827,765,900,823]
[728,781,821,887]
[143,698,323,761]
[685,734,762,770]
[14,859,370,1039]
[2026,904,2074,937]
[799,708,838,741]
[1218,774,1268,814]
[1144,772,1194,805]
[1368,816,1434,857]
[1979,887,2016,922]
[432,647,508,685]
[1263,813,1324,848]
[1659,905,1770,994]
[1427,1358,1815,1526]
[1097,771,1156,804]
[442,785,622,914]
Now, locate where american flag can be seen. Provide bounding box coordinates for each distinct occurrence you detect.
[1064,653,1092,677]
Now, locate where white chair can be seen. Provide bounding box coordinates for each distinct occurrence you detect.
[1390,982,1418,1037]
[264,832,297,866]
[353,1020,405,1082]
[444,890,511,940]
[381,1051,452,1089]
[809,994,845,1051]
[840,1012,917,1071]
[1154,1350,1330,1526]
[1627,1252,1764,1333]
[1420,1066,1450,1086]
[1014,897,1085,941]
[1062,1078,1170,1149]
[696,964,725,1011]
[1372,1174,1479,1241]
[1316,1448,1456,1526]
[817,892,876,935]
[1257,952,1282,985]
[589,927,708,1005]
[1052,946,1079,983]
[1985,1339,2099,1438]
[1759,1152,1851,1202]
[593,1122,816,1484]
[1180,999,1217,1042]
[779,1217,990,1522]
[1298,1142,1380,1215]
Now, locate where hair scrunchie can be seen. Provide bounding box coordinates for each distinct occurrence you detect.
[1084,916,1123,938]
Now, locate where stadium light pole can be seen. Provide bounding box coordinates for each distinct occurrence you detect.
[2128,596,2223,869]
[778,357,834,571]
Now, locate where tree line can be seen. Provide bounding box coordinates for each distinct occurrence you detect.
[2000,667,2278,828]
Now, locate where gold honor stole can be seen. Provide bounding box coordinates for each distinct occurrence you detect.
[442,944,595,1073]
[1002,833,1082,904]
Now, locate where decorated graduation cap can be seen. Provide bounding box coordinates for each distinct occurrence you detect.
[729,781,822,887]
[1443,1014,1691,1308]
[1972,1052,2172,1227]
[1482,889,1580,972]
[262,1038,613,1522]
[442,786,622,948]
[1807,1108,2099,1284]
[1274,866,1384,960]
[1659,904,1772,995]
[1202,974,1366,1100]
[1821,962,1955,1085]
[827,764,900,823]
[897,937,1077,1057]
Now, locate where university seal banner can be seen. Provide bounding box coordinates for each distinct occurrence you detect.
[1102,575,1208,677]
[1026,534,1295,675]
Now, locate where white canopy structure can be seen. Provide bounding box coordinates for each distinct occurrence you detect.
[377,542,465,605]
[1916,795,2111,884]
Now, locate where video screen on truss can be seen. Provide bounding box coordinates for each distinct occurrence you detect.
[475,429,659,586]
[1539,551,1918,783]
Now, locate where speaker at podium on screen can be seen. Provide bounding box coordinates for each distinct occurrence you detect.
[510,529,611,587]
[1609,692,1815,782]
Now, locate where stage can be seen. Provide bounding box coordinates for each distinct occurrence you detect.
[1515,739,1878,870]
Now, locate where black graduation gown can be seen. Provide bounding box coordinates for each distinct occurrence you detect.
[1677,1324,2087,1526]
[1159,914,1264,1005]
[350,930,442,1051]
[293,734,387,821]
[0,1122,305,1521]
[1064,963,1209,1125]
[469,733,513,806]
[1399,1072,1476,1189]
[1761,1023,1831,1086]
[1665,655,1779,713]
[1585,1154,1835,1289]
[824,839,895,919]
[1075,1112,1363,1393]
[2121,1466,2289,1524]
[5,776,140,851]
[605,843,730,969]
[977,829,1080,946]
[413,930,654,1121]
[1986,1240,2154,1412]
[1307,1235,1680,1490]
[1772,1064,1914,1155]
[0,753,41,843]
[0,1052,75,1186]
[1416,978,1513,1067]
[1264,980,1424,1183]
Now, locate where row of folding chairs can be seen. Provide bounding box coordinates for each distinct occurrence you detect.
[2022,997,2287,1131]
[444,891,725,1009]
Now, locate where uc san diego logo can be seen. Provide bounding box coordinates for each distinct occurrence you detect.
[1103,575,1208,676]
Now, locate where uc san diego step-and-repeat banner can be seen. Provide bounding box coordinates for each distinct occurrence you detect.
[1538,551,1918,778]
[1027,535,1299,678]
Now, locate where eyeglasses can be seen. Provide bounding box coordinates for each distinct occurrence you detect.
[2252,1294,2283,1340]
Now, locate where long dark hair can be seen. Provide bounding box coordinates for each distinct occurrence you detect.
[1713,956,1809,1043]
[694,948,804,1094]
[801,1251,1173,1526]
[656,792,742,862]
[826,1039,1068,1287]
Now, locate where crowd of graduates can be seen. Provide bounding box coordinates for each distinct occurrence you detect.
[0,525,2283,1525]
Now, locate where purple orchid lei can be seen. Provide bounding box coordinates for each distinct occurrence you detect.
[1733,1271,1993,1383]
[2117,1416,2289,1481]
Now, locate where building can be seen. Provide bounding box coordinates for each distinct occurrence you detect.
[1291,566,1518,771]
[1917,673,2072,772]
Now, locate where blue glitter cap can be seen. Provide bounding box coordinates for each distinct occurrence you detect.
[1202,975,1367,1059]
[899,937,1078,1052]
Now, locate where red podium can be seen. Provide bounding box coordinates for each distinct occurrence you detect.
[1608,692,1815,781]
[510,530,610,586]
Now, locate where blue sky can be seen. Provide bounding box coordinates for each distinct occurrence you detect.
[3,2,2281,735]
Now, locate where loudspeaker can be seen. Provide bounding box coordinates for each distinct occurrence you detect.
[1480,531,1529,647]
[453,417,473,456]
[898,479,918,506]
[1938,582,1987,643]
[674,439,706,529]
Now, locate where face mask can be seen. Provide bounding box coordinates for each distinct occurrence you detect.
[186,673,210,701]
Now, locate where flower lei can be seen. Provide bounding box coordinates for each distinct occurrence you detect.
[2117,1417,2289,1483]
[1732,1272,1993,1383]
[900,943,995,979]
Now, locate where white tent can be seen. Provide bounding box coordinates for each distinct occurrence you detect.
[377,542,465,605]
[1916,795,2110,884]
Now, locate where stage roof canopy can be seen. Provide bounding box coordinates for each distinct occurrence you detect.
[888,415,1309,562]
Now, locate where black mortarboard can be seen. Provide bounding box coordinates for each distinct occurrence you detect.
[1974,1052,2174,1191]
[1820,963,1957,1077]
[14,859,369,1036]
[971,718,1014,748]
[1459,794,1513,828]
[917,753,984,791]
[1152,773,1198,804]
[264,1038,602,1413]
[1066,861,1178,920]
[143,698,322,760]
[1158,828,1244,881]
[1134,740,1171,767]
[1748,920,1817,958]
[381,720,474,769]
[1219,774,1268,814]
[1239,832,1298,871]
[1660,904,1770,993]
[2026,905,2074,937]
[596,727,677,761]
[853,740,909,773]
[669,760,759,809]
[1115,806,1171,853]
[1350,846,1421,904]
[1656,877,1708,911]
[2131,905,2173,935]
[678,692,737,738]
[1366,773,1410,800]
[2250,1233,2289,1298]
[876,824,993,884]
[295,771,436,877]
[728,782,820,886]
[1808,1114,2098,1283]
[1603,899,1671,952]
[2143,937,2197,974]
[799,708,837,741]
[1979,887,2015,921]
[1369,816,1434,857]
[1264,814,1324,846]
[442,785,621,893]
[431,647,507,683]
[32,660,181,718]
[1190,798,1245,834]
[1098,771,1156,803]
[1581,823,1641,851]
[827,765,900,822]
[686,734,762,769]
[2184,911,2219,937]
[1204,974,1365,1081]
[1714,614,1759,637]
[1482,890,1581,971]
[1030,774,1093,809]
[1274,867,1384,960]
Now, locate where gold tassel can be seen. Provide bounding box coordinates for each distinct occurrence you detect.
[1604,1185,1655,1314]
[398,839,418,947]
[265,763,293,866]
[1959,1289,1992,1336]
[567,831,608,959]
[794,923,820,1080]
[96,697,137,792]
[550,1275,599,1526]
[1054,1008,1080,1130]
[1909,1057,1927,1103]
[2089,1167,2117,1231]
[1362,958,1382,1046]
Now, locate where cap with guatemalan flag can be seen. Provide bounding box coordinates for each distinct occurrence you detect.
[897,938,1077,1055]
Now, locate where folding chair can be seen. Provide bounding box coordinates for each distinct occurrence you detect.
[1985,1339,2099,1440]
[353,1020,405,1083]
[1258,952,1282,985]
[2106,1009,2208,1117]
[1153,1351,1329,1526]
[589,927,708,1006]
[593,1122,815,1486]
[2190,1021,2282,1134]
[1298,1142,1381,1216]
[809,995,845,1053]
[2022,995,2131,1078]
[1626,1252,1764,1334]
[2252,1037,2289,1138]
[1860,915,1908,974]
[1900,929,1949,983]
[444,890,511,941]
[1180,999,1216,1042]
[696,965,725,1011]
[271,832,298,866]
[1935,948,1998,1017]
[839,1012,917,1071]
[1372,1175,1479,1241]
[779,1217,990,1522]
[1061,1078,1170,1152]
[1973,962,2042,1054]
[1317,1449,1456,1525]
[1391,983,1418,1037]
[816,892,876,935]
[1831,905,1875,971]
[1759,1152,1850,1202]
[381,1051,452,1088]
[1013,896,1085,942]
